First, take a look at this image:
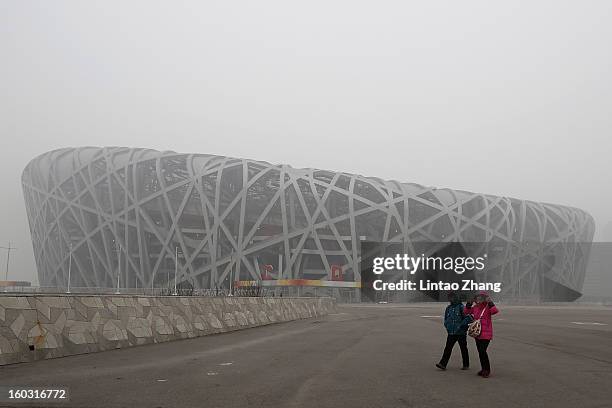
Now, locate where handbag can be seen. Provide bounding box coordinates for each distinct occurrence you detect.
[467,305,487,338]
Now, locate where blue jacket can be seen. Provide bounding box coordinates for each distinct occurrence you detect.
[444,303,473,335]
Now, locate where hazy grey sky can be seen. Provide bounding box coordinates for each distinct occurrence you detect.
[1,1,611,284]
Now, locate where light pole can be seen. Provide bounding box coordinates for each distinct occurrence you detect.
[166,251,171,293]
[0,242,16,281]
[67,242,72,293]
[114,243,122,294]
[173,246,178,295]
[229,250,235,296]
[151,259,155,293]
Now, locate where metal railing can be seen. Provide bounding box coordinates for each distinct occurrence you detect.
[0,285,360,300]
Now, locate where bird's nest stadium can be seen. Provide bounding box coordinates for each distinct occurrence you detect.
[22,147,594,301]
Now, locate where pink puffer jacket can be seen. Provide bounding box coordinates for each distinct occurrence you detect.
[465,302,499,340]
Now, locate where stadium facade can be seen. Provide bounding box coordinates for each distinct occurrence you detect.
[22,147,595,301]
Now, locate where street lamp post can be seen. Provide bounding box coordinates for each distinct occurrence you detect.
[114,243,122,294]
[166,254,170,292]
[0,242,17,281]
[67,242,72,293]
[173,246,178,296]
[229,251,235,296]
[151,260,155,293]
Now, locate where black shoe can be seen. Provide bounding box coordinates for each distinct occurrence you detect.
[436,363,446,370]
[461,366,469,370]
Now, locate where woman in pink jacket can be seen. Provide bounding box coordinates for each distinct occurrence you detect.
[465,291,499,378]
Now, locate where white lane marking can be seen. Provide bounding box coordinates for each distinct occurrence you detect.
[420,315,441,318]
[571,321,608,326]
[156,379,167,382]
[219,362,233,366]
[207,372,218,376]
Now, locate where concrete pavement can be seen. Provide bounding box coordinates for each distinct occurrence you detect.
[1,303,611,408]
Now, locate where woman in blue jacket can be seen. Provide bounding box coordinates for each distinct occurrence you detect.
[436,291,473,370]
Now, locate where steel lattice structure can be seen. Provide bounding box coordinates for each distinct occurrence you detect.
[22,147,595,300]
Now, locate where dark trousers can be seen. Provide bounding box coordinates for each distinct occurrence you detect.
[439,334,469,368]
[475,339,491,371]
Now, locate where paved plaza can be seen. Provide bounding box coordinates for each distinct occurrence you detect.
[1,304,611,408]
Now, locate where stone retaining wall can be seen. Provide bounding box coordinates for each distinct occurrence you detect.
[0,295,336,365]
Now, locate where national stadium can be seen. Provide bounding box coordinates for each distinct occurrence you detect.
[22,147,595,301]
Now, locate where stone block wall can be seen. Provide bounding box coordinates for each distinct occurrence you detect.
[0,295,336,365]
